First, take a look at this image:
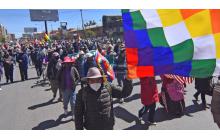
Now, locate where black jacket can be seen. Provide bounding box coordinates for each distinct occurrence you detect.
[74,79,133,130]
[47,58,61,80]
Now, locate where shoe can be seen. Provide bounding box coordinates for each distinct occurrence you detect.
[202,104,209,110]
[0,88,2,91]
[193,94,198,101]
[138,117,145,124]
[147,121,157,125]
[64,109,68,115]
[119,98,124,104]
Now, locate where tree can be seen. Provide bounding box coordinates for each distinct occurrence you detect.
[0,36,5,43]
[84,30,96,38]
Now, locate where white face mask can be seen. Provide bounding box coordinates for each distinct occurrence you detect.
[89,83,101,91]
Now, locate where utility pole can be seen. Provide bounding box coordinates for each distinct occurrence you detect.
[80,9,85,30]
[44,21,48,34]
[51,24,53,32]
[80,9,85,38]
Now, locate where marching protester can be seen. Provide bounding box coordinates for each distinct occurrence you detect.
[47,52,62,101]
[160,75,185,116]
[115,48,126,87]
[114,47,127,103]
[211,77,220,128]
[3,51,14,83]
[35,47,44,77]
[76,51,86,77]
[105,44,115,67]
[84,52,97,76]
[193,77,213,109]
[138,77,158,125]
[73,34,82,53]
[57,56,80,119]
[30,48,37,66]
[16,48,29,81]
[74,67,133,130]
[75,51,86,87]
[12,48,17,65]
[0,52,3,90]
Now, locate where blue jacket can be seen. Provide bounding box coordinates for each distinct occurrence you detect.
[17,53,28,69]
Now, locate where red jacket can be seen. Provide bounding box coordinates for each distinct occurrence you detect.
[140,77,159,106]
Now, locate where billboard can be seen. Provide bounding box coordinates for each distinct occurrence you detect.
[24,27,37,33]
[30,10,59,21]
[22,33,32,38]
[60,22,67,30]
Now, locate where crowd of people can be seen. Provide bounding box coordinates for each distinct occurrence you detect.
[0,34,220,130]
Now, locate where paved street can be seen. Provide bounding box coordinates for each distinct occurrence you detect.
[0,66,218,130]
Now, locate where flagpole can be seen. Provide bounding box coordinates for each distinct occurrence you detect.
[44,20,48,34]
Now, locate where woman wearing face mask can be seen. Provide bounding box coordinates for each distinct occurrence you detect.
[74,67,133,130]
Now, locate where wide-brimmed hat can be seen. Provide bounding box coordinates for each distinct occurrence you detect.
[62,56,75,63]
[79,51,85,55]
[85,52,93,58]
[82,67,107,81]
[53,52,60,57]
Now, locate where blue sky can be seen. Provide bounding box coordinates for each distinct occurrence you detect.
[0,9,121,38]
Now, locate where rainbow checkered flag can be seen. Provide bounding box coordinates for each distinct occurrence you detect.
[90,50,115,82]
[122,10,220,79]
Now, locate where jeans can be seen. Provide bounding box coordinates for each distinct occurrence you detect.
[62,89,76,115]
[138,103,156,122]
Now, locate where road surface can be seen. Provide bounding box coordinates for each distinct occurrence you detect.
[0,65,218,130]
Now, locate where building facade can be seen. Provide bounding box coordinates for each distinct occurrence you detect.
[0,24,8,43]
[102,15,123,39]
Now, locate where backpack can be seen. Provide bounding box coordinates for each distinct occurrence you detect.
[166,79,184,101]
